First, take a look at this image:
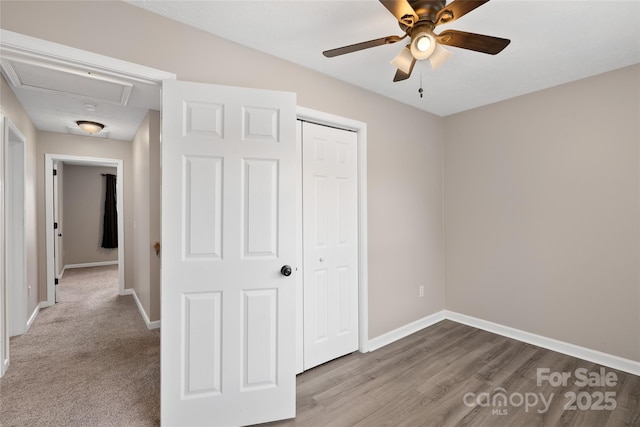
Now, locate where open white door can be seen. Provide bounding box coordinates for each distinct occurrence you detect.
[161,80,297,426]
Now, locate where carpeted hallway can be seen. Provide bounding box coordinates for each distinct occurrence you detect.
[0,265,160,426]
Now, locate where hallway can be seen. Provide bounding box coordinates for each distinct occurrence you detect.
[0,265,160,426]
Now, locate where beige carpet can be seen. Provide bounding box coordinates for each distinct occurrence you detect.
[0,265,160,426]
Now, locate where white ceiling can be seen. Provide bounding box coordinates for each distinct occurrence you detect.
[1,1,639,142]
[0,47,161,142]
[126,0,640,117]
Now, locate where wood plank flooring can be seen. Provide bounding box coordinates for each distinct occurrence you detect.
[261,320,640,427]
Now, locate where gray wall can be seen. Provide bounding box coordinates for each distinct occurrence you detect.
[132,110,161,322]
[444,65,640,361]
[62,164,118,267]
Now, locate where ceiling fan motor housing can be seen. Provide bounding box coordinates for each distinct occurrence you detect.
[401,0,446,29]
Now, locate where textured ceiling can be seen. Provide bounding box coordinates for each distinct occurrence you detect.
[125,0,640,116]
[2,1,639,142]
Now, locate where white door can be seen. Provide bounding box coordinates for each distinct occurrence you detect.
[301,121,359,370]
[161,80,297,426]
[53,163,61,302]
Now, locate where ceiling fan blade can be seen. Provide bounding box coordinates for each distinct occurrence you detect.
[379,0,418,27]
[393,57,416,82]
[436,30,510,55]
[435,0,490,26]
[323,35,405,58]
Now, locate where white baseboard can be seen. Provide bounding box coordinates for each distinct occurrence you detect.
[25,303,42,331]
[64,261,118,270]
[125,289,160,330]
[367,309,640,376]
[368,310,447,352]
[444,310,640,376]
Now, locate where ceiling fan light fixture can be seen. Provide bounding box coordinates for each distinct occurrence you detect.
[410,26,436,60]
[428,43,452,70]
[415,35,431,52]
[391,46,415,74]
[76,120,105,134]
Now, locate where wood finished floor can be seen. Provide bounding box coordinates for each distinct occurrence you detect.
[261,320,640,427]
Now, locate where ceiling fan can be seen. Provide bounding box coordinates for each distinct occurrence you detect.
[323,0,511,82]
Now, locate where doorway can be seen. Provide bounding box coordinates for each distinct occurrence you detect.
[45,154,125,305]
[0,28,174,379]
[295,108,369,373]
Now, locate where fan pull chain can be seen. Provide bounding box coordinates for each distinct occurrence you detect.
[418,72,424,98]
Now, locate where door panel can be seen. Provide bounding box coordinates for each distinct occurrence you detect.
[184,156,223,259]
[183,291,222,396]
[302,121,359,370]
[162,80,296,426]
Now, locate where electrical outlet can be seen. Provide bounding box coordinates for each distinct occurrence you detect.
[419,285,424,297]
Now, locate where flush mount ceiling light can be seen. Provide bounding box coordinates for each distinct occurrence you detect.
[76,120,105,134]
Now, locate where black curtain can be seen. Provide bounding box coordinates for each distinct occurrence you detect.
[101,174,118,248]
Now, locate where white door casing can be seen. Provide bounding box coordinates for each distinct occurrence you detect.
[5,119,27,338]
[0,112,8,376]
[44,154,125,307]
[301,121,359,370]
[161,80,297,426]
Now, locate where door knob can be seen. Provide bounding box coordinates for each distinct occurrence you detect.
[280,265,292,277]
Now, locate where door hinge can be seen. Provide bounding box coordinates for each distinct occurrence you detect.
[55,278,59,285]
[53,169,57,176]
[54,222,58,229]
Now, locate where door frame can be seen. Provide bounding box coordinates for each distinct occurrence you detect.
[5,119,27,337]
[44,154,125,305]
[0,29,176,309]
[296,107,369,370]
[0,111,7,376]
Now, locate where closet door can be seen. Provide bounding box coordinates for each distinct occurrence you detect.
[302,121,359,370]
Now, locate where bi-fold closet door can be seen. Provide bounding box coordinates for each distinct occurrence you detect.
[299,120,359,371]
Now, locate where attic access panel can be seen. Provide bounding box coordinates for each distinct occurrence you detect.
[0,56,133,106]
